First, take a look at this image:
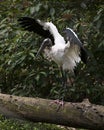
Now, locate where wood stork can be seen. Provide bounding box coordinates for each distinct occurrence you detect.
[18,17,88,97]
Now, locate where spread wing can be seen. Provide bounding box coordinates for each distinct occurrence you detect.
[64,28,88,64]
[18,17,54,44]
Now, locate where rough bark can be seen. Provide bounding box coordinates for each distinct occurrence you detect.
[0,93,104,130]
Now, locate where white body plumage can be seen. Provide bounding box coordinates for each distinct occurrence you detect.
[18,17,87,74]
[43,22,81,72]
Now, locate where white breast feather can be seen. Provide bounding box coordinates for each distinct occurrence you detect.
[63,44,81,71]
[43,22,81,72]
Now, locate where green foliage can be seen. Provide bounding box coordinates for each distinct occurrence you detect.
[0,0,104,103]
[0,115,67,130]
[0,0,104,129]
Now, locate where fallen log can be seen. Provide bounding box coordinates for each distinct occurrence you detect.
[0,93,104,130]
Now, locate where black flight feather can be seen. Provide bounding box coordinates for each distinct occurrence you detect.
[18,17,54,44]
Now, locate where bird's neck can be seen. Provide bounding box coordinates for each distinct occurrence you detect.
[48,22,65,45]
[46,22,60,38]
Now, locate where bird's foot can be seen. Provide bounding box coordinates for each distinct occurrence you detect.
[50,99,65,111]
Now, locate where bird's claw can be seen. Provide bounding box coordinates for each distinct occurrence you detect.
[50,99,65,111]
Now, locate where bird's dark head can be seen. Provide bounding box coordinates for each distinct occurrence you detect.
[36,38,52,58]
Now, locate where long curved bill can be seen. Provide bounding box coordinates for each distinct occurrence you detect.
[36,44,45,58]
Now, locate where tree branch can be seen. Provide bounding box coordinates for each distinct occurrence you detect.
[0,93,104,130]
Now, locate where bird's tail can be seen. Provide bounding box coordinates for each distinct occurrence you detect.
[80,47,88,64]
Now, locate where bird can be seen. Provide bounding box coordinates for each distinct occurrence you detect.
[18,17,88,100]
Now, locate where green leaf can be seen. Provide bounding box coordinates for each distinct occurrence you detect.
[29,52,35,58]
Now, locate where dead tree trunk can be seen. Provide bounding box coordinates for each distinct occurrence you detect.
[0,93,104,130]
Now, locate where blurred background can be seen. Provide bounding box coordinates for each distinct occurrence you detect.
[0,0,104,129]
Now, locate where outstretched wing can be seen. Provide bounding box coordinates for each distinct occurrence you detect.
[18,17,54,44]
[63,28,88,64]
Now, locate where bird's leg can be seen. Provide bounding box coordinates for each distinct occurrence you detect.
[50,68,68,111]
[60,67,68,100]
[61,68,67,89]
[53,68,68,110]
[52,68,67,103]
